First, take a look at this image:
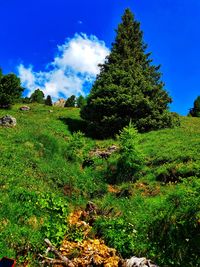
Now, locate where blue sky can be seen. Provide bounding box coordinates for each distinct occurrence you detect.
[1,0,200,115]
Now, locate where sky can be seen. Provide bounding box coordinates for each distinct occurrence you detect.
[1,0,200,115]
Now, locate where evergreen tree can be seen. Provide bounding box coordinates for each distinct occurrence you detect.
[0,68,2,80]
[189,96,200,117]
[22,97,31,104]
[77,95,86,108]
[65,95,76,107]
[0,71,24,108]
[116,123,144,183]
[30,89,44,103]
[81,9,177,138]
[45,95,53,106]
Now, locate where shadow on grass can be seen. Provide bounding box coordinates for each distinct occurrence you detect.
[59,117,88,135]
[59,117,112,140]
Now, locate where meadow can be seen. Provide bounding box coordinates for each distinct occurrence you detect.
[0,104,200,266]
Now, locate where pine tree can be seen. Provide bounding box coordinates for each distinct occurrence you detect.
[77,95,86,108]
[189,96,200,117]
[64,95,76,107]
[30,89,44,103]
[81,9,177,138]
[45,95,53,106]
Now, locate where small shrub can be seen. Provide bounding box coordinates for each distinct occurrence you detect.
[38,193,69,245]
[65,131,86,161]
[109,123,145,183]
[94,217,137,258]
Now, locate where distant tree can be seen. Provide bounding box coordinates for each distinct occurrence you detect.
[81,9,178,138]
[65,95,76,107]
[22,97,31,104]
[45,95,53,106]
[0,70,24,108]
[189,96,200,117]
[77,95,86,108]
[30,89,44,103]
[0,68,2,80]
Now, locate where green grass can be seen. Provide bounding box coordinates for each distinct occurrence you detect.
[0,104,200,266]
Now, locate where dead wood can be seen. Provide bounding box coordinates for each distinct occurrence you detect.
[42,239,75,267]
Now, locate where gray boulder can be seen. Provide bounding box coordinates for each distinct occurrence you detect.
[0,115,17,127]
[19,106,30,111]
[126,256,159,267]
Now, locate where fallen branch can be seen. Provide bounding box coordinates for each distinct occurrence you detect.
[43,239,75,267]
[39,254,64,265]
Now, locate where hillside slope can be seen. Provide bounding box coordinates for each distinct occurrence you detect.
[0,104,199,266]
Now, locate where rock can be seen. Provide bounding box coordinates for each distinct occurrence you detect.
[126,256,159,267]
[89,145,119,159]
[19,106,30,111]
[53,98,66,107]
[107,145,118,152]
[0,115,17,127]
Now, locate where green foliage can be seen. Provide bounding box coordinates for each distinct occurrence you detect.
[65,131,86,161]
[0,68,2,79]
[22,97,31,103]
[45,95,53,106]
[107,123,144,183]
[116,123,144,182]
[0,105,199,266]
[38,193,69,245]
[35,133,59,158]
[94,217,137,258]
[65,95,76,107]
[0,70,24,108]
[30,88,45,103]
[0,187,69,259]
[81,9,177,138]
[145,179,200,266]
[66,225,85,242]
[189,95,200,117]
[76,95,86,108]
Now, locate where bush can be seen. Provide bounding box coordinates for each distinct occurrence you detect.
[65,131,86,161]
[108,123,144,183]
[94,217,137,258]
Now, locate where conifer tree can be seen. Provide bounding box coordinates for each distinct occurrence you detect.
[189,96,200,117]
[45,95,53,106]
[77,95,86,108]
[30,89,44,103]
[65,95,76,107]
[81,9,177,137]
[0,70,24,108]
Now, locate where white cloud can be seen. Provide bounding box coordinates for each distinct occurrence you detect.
[18,33,109,100]
[18,65,35,91]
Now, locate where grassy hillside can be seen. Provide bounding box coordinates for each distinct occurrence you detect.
[0,104,200,266]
